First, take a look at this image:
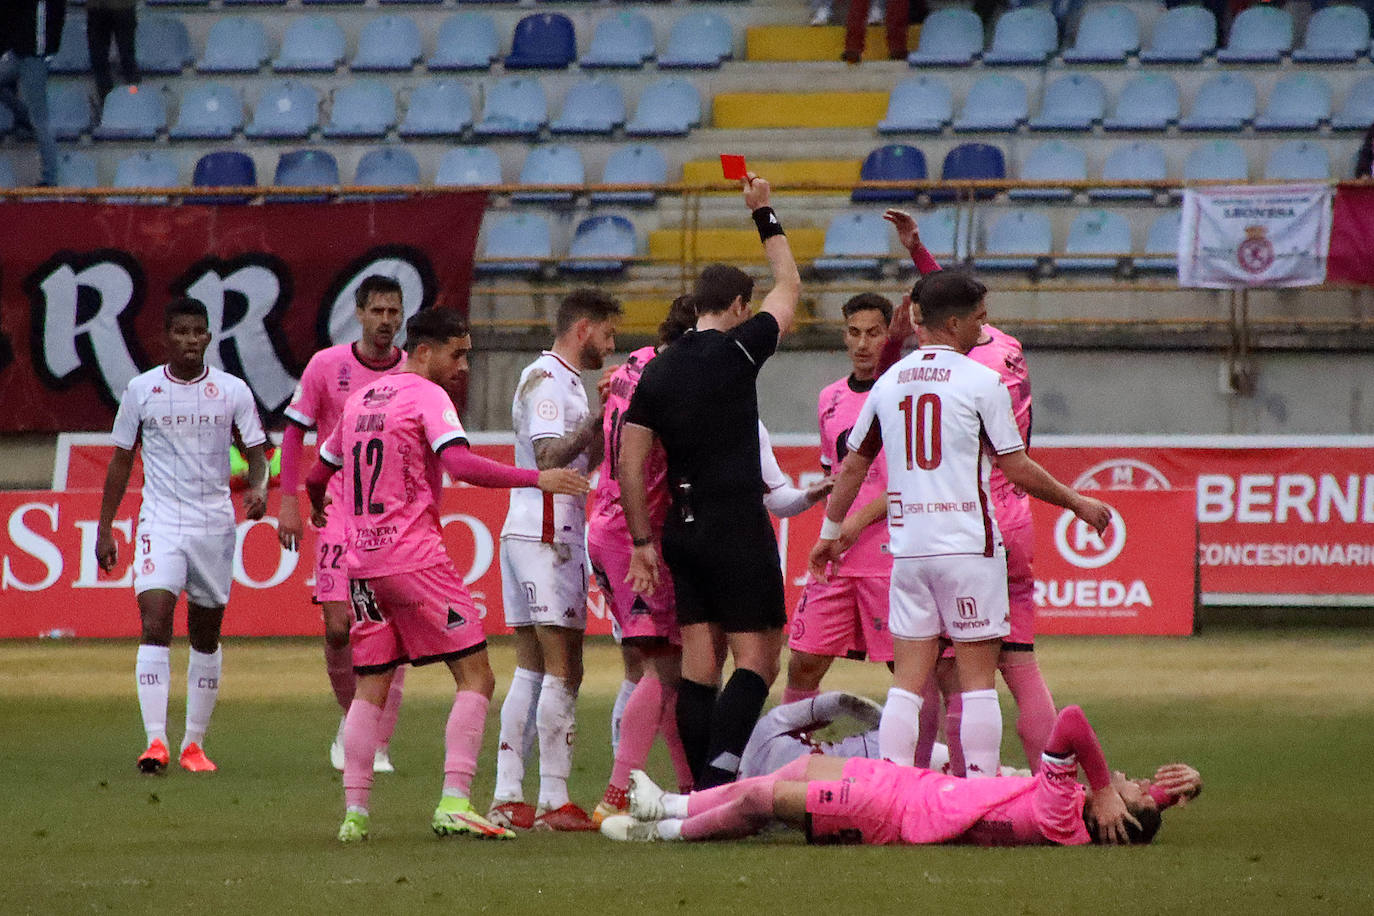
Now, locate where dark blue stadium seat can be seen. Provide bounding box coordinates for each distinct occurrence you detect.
[191,150,257,204]
[852,144,926,203]
[934,143,1005,201]
[505,13,576,69]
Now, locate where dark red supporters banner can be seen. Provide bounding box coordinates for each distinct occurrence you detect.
[0,194,488,431]
[1327,184,1374,286]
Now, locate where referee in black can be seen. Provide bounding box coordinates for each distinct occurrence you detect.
[618,172,800,788]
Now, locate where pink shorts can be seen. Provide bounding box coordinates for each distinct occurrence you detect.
[1002,519,1035,646]
[788,575,893,663]
[588,533,679,645]
[805,757,905,846]
[313,508,349,604]
[348,560,487,672]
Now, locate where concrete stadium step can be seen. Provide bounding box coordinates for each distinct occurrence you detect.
[681,157,861,188]
[648,226,827,262]
[712,91,890,129]
[746,25,922,62]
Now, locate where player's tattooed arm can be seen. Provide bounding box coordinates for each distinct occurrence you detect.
[995,450,1112,534]
[533,409,604,470]
[241,443,269,521]
[95,447,136,573]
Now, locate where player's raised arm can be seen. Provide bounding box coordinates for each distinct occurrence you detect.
[744,173,801,337]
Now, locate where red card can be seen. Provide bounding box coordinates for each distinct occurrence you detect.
[720,154,748,180]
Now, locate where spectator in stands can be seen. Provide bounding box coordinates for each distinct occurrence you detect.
[0,0,67,187]
[87,0,139,105]
[1356,123,1374,179]
[828,0,926,62]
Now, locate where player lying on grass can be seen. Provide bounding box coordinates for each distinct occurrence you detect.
[603,704,1197,847]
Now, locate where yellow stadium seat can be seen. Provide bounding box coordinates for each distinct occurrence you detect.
[746,25,922,62]
[619,298,669,333]
[648,227,827,263]
[712,92,890,129]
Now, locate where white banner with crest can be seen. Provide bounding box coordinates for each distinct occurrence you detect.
[1178,184,1332,289]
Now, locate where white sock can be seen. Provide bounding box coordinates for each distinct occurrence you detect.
[662,793,690,819]
[536,674,577,810]
[959,689,1003,778]
[493,667,542,803]
[135,644,171,746]
[878,687,923,765]
[657,819,684,841]
[610,678,636,752]
[183,646,222,751]
[928,741,951,774]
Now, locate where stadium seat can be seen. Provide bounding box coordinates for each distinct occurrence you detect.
[170,83,244,139]
[560,215,637,274]
[1029,73,1106,131]
[1255,74,1332,131]
[877,75,953,134]
[429,13,500,71]
[1216,5,1293,62]
[322,81,396,138]
[478,213,552,275]
[1332,75,1374,130]
[224,0,287,6]
[353,147,421,187]
[135,16,194,74]
[398,81,473,137]
[352,15,422,72]
[472,77,547,137]
[1140,5,1216,62]
[191,150,257,204]
[1136,209,1181,272]
[983,7,1058,65]
[976,211,1051,271]
[273,16,346,72]
[581,11,656,69]
[56,150,99,188]
[1009,140,1085,201]
[512,144,584,202]
[110,151,179,202]
[913,208,968,261]
[1184,140,1249,183]
[1058,210,1131,272]
[953,74,1028,132]
[47,83,94,140]
[0,155,14,190]
[197,18,270,73]
[852,144,926,203]
[624,78,701,136]
[1091,141,1167,200]
[907,7,984,65]
[1103,73,1180,131]
[1179,73,1256,131]
[1062,3,1139,62]
[814,211,890,274]
[244,81,321,139]
[935,142,1005,202]
[48,15,91,74]
[551,78,626,135]
[147,0,209,7]
[435,147,502,186]
[593,145,668,205]
[1293,5,1370,62]
[1263,141,1330,181]
[505,13,576,69]
[658,11,733,68]
[94,85,167,140]
[273,149,339,202]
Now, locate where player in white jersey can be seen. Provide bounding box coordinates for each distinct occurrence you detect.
[491,290,621,832]
[810,271,1112,779]
[96,297,269,775]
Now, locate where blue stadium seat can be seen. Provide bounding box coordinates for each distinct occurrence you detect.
[197,18,270,73]
[1216,5,1293,62]
[624,78,700,136]
[1062,3,1139,62]
[302,0,363,6]
[983,7,1057,65]
[1140,5,1216,62]
[352,15,422,72]
[1058,210,1131,272]
[192,150,257,204]
[560,215,637,274]
[877,75,953,134]
[658,11,733,68]
[224,0,287,6]
[907,8,984,65]
[953,74,1028,131]
[244,81,321,139]
[852,144,926,203]
[48,83,94,140]
[473,77,547,137]
[1264,141,1330,181]
[1179,73,1256,131]
[1009,140,1085,202]
[110,151,179,202]
[1029,73,1106,131]
[505,13,576,69]
[512,144,584,202]
[1091,141,1167,200]
[1332,75,1374,130]
[1184,140,1248,183]
[353,147,421,187]
[913,209,968,261]
[170,83,244,139]
[0,155,14,189]
[147,0,209,7]
[135,16,194,74]
[322,81,396,138]
[429,13,500,70]
[56,151,99,188]
[935,142,1005,202]
[1255,74,1332,131]
[436,147,502,186]
[399,81,473,138]
[94,85,167,140]
[581,11,656,68]
[1136,210,1181,272]
[1293,5,1370,62]
[551,78,626,135]
[273,149,339,202]
[977,211,1051,271]
[814,211,891,274]
[273,16,346,72]
[1103,73,1180,131]
[593,144,668,205]
[478,213,552,275]
[49,15,91,74]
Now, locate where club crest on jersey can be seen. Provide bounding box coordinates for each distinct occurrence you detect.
[203,382,220,399]
[151,385,163,394]
[142,559,156,575]
[363,386,398,407]
[536,399,559,421]
[337,363,352,391]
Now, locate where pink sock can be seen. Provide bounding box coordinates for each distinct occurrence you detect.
[343,700,383,810]
[376,666,406,747]
[609,676,663,792]
[781,686,819,705]
[681,778,774,841]
[444,691,490,796]
[1000,654,1056,773]
[325,642,355,712]
[660,687,694,793]
[686,772,776,817]
[913,676,941,768]
[944,690,965,777]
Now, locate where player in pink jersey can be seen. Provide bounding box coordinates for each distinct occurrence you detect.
[278,275,409,774]
[307,308,588,843]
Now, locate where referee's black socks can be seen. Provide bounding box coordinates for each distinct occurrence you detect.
[699,668,770,790]
[676,678,719,785]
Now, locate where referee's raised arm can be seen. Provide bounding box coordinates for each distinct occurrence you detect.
[743,173,801,337]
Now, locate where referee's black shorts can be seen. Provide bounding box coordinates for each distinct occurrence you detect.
[661,497,786,633]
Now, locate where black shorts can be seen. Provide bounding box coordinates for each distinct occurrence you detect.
[661,498,786,633]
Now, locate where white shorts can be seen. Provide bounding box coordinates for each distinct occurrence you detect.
[500,537,588,630]
[132,527,236,608]
[888,554,1010,642]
